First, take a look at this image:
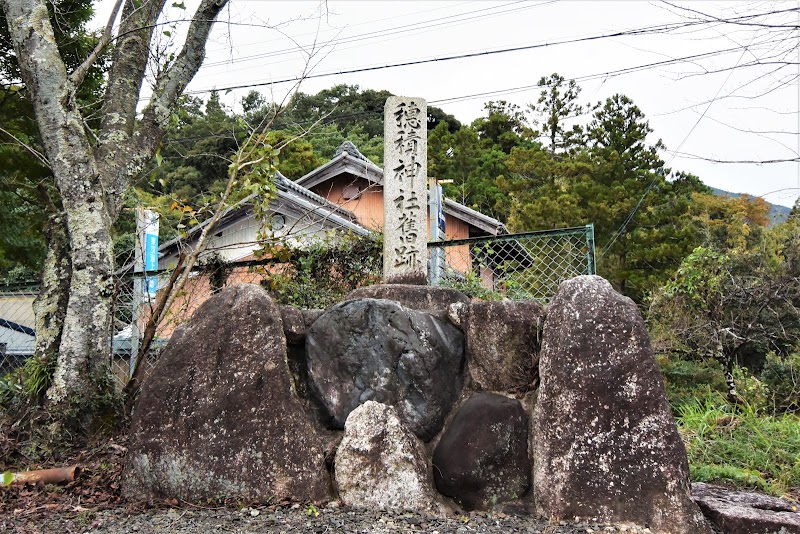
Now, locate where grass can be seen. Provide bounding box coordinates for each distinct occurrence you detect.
[676,394,800,498]
[657,354,800,498]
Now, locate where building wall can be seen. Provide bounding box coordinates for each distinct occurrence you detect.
[311,174,471,242]
[315,176,385,231]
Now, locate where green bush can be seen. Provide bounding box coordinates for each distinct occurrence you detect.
[438,270,504,301]
[0,368,23,409]
[759,352,800,413]
[657,355,727,412]
[259,232,382,309]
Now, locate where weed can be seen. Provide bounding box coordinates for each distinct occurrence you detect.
[677,394,800,496]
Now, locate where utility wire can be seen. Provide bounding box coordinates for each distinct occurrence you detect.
[201,0,548,69]
[184,19,732,96]
[600,35,754,256]
[160,42,750,147]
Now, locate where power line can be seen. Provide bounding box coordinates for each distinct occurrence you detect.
[183,19,727,96]
[601,36,753,256]
[201,0,549,70]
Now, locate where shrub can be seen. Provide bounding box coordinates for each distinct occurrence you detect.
[759,352,800,413]
[657,355,727,413]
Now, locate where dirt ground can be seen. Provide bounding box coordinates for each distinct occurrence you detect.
[0,436,667,534]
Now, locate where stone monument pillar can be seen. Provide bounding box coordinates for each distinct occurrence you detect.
[383,96,428,284]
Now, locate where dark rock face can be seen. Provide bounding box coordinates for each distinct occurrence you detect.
[123,284,332,504]
[335,401,443,514]
[532,276,711,533]
[306,298,465,441]
[465,300,544,395]
[433,392,531,511]
[346,284,469,313]
[692,483,800,534]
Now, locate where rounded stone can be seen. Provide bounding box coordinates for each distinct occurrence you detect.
[432,392,531,510]
[306,298,465,441]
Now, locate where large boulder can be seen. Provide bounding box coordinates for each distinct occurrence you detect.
[532,276,711,533]
[345,284,469,313]
[464,300,544,395]
[123,284,332,503]
[306,298,465,441]
[692,483,800,533]
[335,401,443,514]
[432,392,531,510]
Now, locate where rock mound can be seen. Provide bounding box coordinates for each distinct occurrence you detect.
[433,392,531,510]
[345,284,469,312]
[692,482,800,534]
[464,300,544,395]
[335,401,442,514]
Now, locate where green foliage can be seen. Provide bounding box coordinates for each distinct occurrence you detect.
[662,247,728,310]
[263,130,325,179]
[0,367,24,409]
[677,394,800,496]
[649,218,800,377]
[282,84,460,139]
[257,232,382,309]
[429,122,509,220]
[304,503,320,517]
[528,73,587,153]
[504,87,711,302]
[438,270,504,301]
[471,100,533,154]
[759,352,800,413]
[21,356,56,398]
[0,1,107,280]
[657,355,728,412]
[146,92,245,201]
[0,88,51,279]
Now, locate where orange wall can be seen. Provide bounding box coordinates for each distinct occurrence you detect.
[312,175,470,241]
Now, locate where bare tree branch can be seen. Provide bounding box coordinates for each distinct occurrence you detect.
[0,126,51,167]
[70,0,124,89]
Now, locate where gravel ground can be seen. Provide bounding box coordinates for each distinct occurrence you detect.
[3,504,659,534]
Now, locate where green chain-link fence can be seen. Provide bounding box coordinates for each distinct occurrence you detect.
[428,224,596,303]
[2,224,595,391]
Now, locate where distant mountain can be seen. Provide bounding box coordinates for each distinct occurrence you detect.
[709,187,792,226]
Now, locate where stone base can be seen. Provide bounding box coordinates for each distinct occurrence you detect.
[346,284,469,313]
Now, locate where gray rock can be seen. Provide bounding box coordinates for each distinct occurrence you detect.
[335,401,444,514]
[279,305,323,345]
[532,276,711,534]
[306,298,465,441]
[465,300,544,395]
[447,301,468,328]
[123,284,332,504]
[280,305,306,344]
[345,284,469,313]
[692,482,800,533]
[433,392,531,511]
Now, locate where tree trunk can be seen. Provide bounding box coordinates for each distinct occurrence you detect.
[4,0,115,427]
[3,0,230,437]
[47,189,115,408]
[32,212,70,373]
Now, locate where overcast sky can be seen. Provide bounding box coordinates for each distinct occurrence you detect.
[100,0,800,208]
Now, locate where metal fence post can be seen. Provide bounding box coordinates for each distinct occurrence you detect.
[586,223,597,275]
